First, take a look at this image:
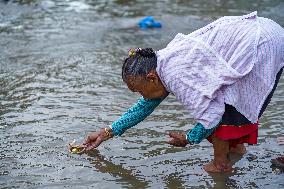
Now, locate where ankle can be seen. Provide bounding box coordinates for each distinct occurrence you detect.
[214,160,232,172]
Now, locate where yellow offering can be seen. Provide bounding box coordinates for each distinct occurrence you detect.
[68,139,85,154]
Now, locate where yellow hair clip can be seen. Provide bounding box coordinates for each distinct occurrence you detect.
[128,49,136,57]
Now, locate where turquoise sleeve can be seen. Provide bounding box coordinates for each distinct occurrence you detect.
[110,97,165,136]
[186,122,219,144]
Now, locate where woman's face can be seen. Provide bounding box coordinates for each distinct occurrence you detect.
[126,71,168,99]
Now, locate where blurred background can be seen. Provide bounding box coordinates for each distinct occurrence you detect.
[0,0,284,188]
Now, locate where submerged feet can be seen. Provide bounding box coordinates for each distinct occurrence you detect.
[271,156,284,168]
[203,161,233,173]
[204,144,246,173]
[206,136,246,173]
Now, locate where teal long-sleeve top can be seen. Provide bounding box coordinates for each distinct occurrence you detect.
[110,97,218,144]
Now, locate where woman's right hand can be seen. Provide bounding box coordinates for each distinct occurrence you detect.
[83,128,113,151]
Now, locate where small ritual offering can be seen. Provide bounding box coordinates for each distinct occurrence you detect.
[68,140,86,154]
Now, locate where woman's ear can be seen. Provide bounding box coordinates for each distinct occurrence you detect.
[146,71,159,84]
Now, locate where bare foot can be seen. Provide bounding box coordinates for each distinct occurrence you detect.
[203,161,233,173]
[277,156,284,163]
[230,144,246,154]
[204,161,221,173]
[271,156,284,168]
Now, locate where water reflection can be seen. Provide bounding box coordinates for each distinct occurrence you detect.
[208,153,243,189]
[164,173,185,189]
[86,150,149,188]
[84,147,249,189]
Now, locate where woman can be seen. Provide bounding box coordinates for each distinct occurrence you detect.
[82,12,284,173]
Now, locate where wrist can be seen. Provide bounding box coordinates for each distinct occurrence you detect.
[185,131,192,145]
[104,127,114,139]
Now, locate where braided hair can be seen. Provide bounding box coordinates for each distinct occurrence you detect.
[122,48,157,82]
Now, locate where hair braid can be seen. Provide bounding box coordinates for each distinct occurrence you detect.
[122,48,157,82]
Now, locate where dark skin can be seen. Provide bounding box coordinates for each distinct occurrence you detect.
[83,70,189,151]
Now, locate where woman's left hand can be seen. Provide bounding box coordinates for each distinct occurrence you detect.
[167,131,189,147]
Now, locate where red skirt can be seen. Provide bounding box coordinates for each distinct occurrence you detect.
[207,122,258,148]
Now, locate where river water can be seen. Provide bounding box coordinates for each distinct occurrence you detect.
[0,0,284,188]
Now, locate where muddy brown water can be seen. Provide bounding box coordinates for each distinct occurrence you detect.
[0,0,284,188]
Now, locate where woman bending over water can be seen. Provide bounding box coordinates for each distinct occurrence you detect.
[83,12,284,173]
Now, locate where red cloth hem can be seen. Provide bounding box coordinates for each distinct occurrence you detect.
[207,122,258,148]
